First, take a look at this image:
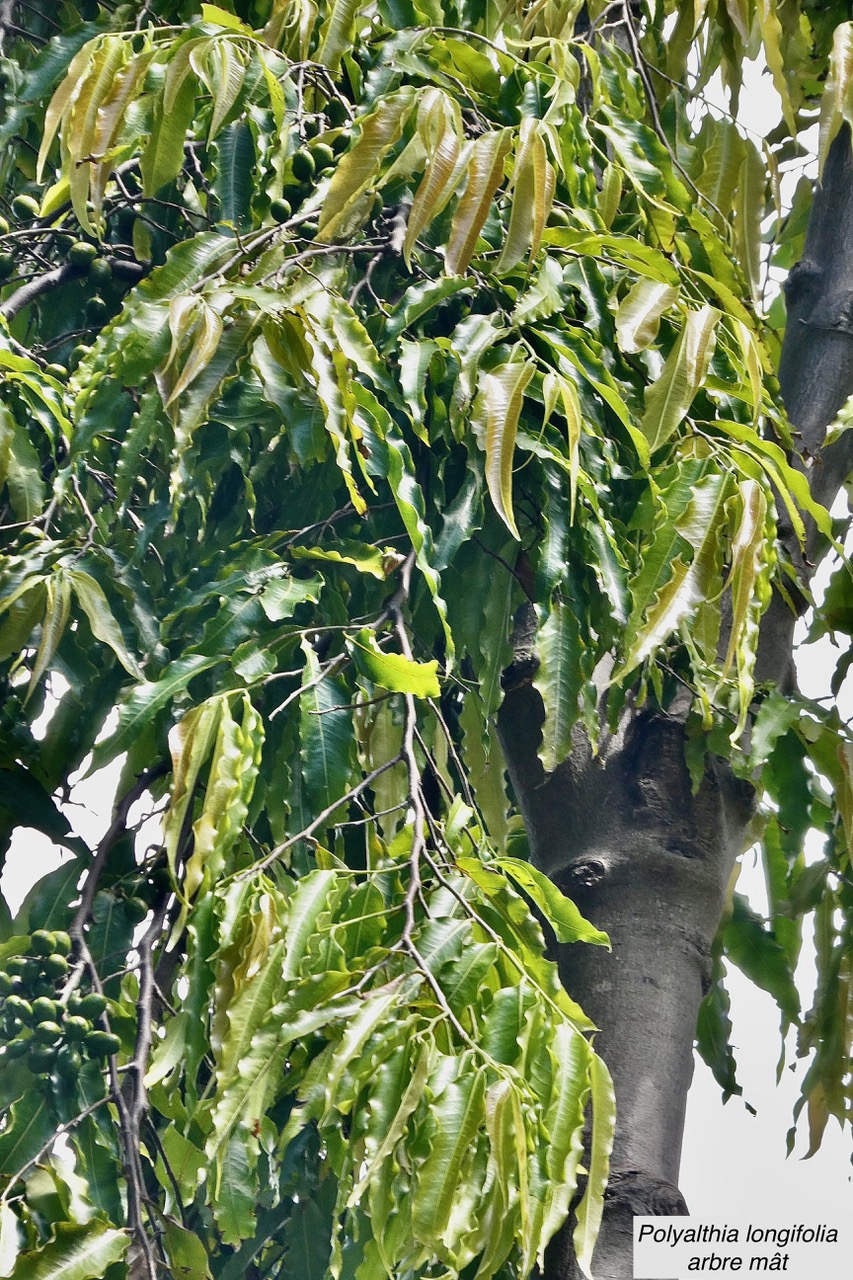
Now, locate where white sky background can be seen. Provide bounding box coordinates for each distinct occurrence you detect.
[1,38,851,1243]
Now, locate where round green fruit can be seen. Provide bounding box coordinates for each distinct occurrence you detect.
[30,930,56,957]
[0,252,15,280]
[270,198,292,224]
[77,993,107,1020]
[6,957,29,979]
[325,98,348,127]
[31,997,59,1023]
[331,132,350,156]
[303,117,321,139]
[27,1045,56,1074]
[85,1030,121,1058]
[44,364,67,380]
[0,215,9,235]
[0,972,13,997]
[84,296,109,324]
[5,994,32,1023]
[68,346,90,371]
[290,150,316,183]
[547,206,571,227]
[89,258,112,288]
[299,219,319,239]
[12,194,40,220]
[33,1020,63,1045]
[64,1014,90,1042]
[55,1045,83,1079]
[68,240,97,271]
[52,931,72,956]
[42,953,69,979]
[5,1035,31,1059]
[124,896,149,925]
[309,142,335,172]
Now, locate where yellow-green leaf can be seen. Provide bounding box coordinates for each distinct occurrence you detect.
[573,1055,615,1279]
[318,89,416,242]
[495,857,610,946]
[472,358,534,539]
[36,42,96,183]
[733,138,766,308]
[496,119,554,274]
[347,628,439,697]
[818,22,853,178]
[615,278,679,354]
[404,90,465,267]
[445,129,512,275]
[27,572,71,703]
[640,305,720,453]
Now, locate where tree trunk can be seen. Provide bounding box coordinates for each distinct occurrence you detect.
[499,127,853,1280]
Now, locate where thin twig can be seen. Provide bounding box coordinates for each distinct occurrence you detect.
[70,764,168,942]
[243,754,405,876]
[0,1092,115,1200]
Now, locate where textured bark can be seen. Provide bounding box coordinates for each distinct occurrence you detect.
[497,126,853,1280]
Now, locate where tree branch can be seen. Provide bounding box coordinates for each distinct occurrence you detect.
[0,257,146,322]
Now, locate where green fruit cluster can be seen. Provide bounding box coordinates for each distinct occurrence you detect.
[0,931,120,1078]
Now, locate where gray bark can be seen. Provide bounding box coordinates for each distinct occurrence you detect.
[498,126,853,1280]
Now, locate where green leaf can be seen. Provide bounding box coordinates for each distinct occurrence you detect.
[723,895,800,1023]
[733,139,766,308]
[0,766,89,858]
[299,641,353,816]
[214,119,254,231]
[141,58,198,195]
[621,470,730,677]
[346,628,439,697]
[8,1223,127,1280]
[183,692,263,902]
[27,572,71,702]
[290,542,394,580]
[281,871,339,981]
[640,306,720,452]
[494,858,610,946]
[0,409,42,524]
[0,1090,54,1176]
[91,654,222,769]
[696,961,741,1099]
[532,598,586,775]
[471,357,534,539]
[67,569,142,678]
[749,690,800,768]
[496,118,555,274]
[161,1220,211,1280]
[572,1054,615,1280]
[205,39,246,140]
[411,1065,487,1242]
[540,1023,592,1254]
[316,0,361,71]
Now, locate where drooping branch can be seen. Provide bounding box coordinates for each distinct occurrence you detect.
[0,256,146,323]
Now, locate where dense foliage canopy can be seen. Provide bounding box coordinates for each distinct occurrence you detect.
[0,1,852,1278]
